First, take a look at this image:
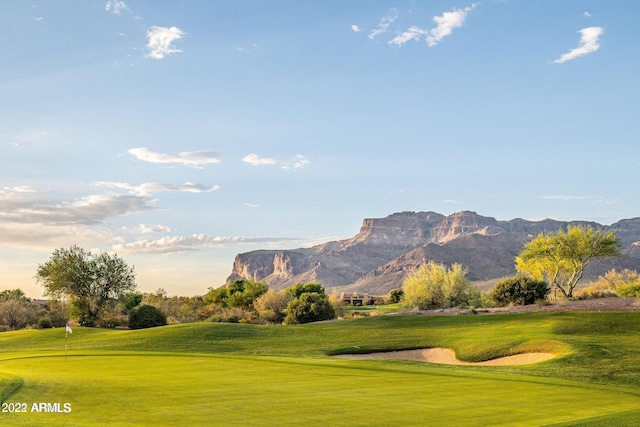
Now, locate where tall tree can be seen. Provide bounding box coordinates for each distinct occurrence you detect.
[36,245,136,326]
[516,226,620,299]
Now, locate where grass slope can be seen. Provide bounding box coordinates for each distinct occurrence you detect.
[1,312,640,426]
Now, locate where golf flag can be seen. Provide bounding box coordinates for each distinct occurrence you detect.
[66,324,72,334]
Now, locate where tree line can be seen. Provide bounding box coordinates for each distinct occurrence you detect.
[1,225,637,331]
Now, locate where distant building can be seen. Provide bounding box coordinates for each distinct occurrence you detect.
[342,293,385,306]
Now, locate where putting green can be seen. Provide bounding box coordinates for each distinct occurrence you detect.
[1,352,639,426]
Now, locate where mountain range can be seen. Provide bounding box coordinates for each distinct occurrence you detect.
[226,211,640,294]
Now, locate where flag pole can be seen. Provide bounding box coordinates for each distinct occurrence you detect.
[65,325,68,362]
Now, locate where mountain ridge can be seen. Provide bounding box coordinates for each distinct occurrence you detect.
[226,211,640,293]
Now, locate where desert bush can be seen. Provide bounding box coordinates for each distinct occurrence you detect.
[576,282,619,300]
[284,291,335,325]
[38,318,53,329]
[488,275,550,307]
[402,262,480,310]
[128,305,167,329]
[588,269,640,298]
[388,289,404,304]
[617,282,640,298]
[254,290,292,323]
[328,288,346,318]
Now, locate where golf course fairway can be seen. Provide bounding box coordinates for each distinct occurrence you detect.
[2,311,640,426]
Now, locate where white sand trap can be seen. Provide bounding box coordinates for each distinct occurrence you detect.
[334,348,556,366]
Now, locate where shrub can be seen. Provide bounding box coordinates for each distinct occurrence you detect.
[128,305,167,329]
[576,282,618,300]
[489,275,550,307]
[388,289,404,304]
[284,292,335,325]
[38,318,53,329]
[402,262,480,310]
[254,290,293,323]
[617,282,640,298]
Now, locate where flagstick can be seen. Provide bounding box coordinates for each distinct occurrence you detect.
[65,327,68,362]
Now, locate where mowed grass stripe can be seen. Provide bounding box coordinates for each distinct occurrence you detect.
[1,354,639,426]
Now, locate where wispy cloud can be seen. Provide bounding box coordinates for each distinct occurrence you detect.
[582,11,592,18]
[242,153,310,170]
[0,190,156,226]
[127,147,220,167]
[139,224,171,233]
[388,4,477,47]
[282,155,310,171]
[3,186,36,193]
[351,25,363,33]
[146,26,185,59]
[242,153,278,166]
[105,0,129,15]
[553,27,604,64]
[369,9,398,40]
[427,3,477,47]
[112,235,306,254]
[389,26,428,46]
[95,181,220,196]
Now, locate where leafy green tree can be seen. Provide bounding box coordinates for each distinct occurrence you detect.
[36,245,136,326]
[254,289,293,323]
[285,282,325,299]
[402,262,479,310]
[516,226,620,299]
[489,275,549,306]
[388,289,404,304]
[204,280,268,310]
[0,289,41,330]
[284,291,335,325]
[128,305,167,329]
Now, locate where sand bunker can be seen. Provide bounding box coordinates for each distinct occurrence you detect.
[334,348,555,366]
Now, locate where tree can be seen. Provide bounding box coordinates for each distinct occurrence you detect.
[388,289,404,304]
[489,275,549,307]
[36,245,137,326]
[0,289,41,330]
[204,280,268,310]
[285,282,325,298]
[128,305,167,329]
[515,226,620,299]
[402,262,480,310]
[284,291,335,325]
[254,289,293,323]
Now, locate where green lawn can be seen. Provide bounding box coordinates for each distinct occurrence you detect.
[2,312,640,426]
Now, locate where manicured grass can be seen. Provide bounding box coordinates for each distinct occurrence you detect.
[2,312,640,425]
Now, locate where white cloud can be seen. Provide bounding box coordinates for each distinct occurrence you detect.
[127,147,220,167]
[245,203,260,208]
[387,4,477,47]
[553,27,603,64]
[105,0,129,14]
[0,191,156,226]
[146,26,185,60]
[242,153,309,170]
[583,11,592,18]
[3,186,36,193]
[389,26,428,46]
[139,224,172,233]
[369,9,398,40]
[112,235,306,254]
[351,25,363,33]
[242,153,278,166]
[426,3,477,47]
[96,181,220,196]
[282,155,310,171]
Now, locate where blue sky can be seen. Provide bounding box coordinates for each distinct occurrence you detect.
[2,1,639,298]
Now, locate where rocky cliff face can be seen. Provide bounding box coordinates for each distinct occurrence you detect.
[226,211,640,293]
